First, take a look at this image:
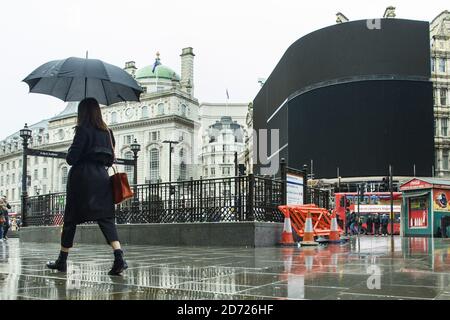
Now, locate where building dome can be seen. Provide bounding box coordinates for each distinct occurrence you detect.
[135,52,181,81]
[135,64,180,81]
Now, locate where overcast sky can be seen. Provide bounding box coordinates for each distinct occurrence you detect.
[0,0,448,139]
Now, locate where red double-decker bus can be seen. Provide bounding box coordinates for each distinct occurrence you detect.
[334,192,402,234]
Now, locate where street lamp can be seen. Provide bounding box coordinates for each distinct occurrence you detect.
[129,139,141,187]
[163,140,179,183]
[20,123,32,227]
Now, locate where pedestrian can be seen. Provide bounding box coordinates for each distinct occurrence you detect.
[0,200,7,242]
[366,214,373,235]
[373,213,381,237]
[381,214,389,236]
[345,208,351,236]
[336,213,343,230]
[15,217,21,231]
[1,196,11,240]
[349,211,357,235]
[46,98,128,276]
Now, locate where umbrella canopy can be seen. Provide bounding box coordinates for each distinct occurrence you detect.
[23,57,143,105]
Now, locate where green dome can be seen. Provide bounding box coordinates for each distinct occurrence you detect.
[135,65,180,80]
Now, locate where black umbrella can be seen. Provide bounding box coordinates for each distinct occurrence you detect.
[23,57,143,105]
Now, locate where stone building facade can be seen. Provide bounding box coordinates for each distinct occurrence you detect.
[0,47,249,213]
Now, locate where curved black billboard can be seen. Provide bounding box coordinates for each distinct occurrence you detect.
[253,18,434,178]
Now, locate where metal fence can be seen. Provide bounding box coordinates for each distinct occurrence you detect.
[306,187,331,210]
[26,175,285,226]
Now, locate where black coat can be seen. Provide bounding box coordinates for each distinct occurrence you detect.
[64,125,115,224]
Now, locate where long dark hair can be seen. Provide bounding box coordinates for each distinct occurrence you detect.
[77,98,108,131]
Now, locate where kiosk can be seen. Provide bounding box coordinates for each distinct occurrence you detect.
[400,178,450,237]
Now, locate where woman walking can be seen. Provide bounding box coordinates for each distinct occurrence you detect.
[0,200,6,242]
[46,98,127,276]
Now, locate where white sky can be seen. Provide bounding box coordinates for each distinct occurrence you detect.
[0,0,448,139]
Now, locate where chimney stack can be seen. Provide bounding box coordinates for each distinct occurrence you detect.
[180,47,195,96]
[124,61,137,78]
[383,6,396,18]
[336,12,349,23]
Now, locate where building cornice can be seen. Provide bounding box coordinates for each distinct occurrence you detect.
[110,115,197,131]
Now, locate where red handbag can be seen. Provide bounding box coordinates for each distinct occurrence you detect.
[108,130,134,204]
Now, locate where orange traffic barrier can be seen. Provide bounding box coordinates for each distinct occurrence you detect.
[280,209,296,246]
[278,204,333,238]
[301,211,319,246]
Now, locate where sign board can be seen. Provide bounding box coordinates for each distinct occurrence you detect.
[400,178,433,191]
[27,148,67,159]
[358,204,401,213]
[27,148,134,166]
[287,173,304,205]
[433,189,450,212]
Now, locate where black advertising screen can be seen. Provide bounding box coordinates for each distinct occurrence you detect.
[253,18,433,178]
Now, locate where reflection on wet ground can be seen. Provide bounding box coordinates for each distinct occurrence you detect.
[1,236,450,299]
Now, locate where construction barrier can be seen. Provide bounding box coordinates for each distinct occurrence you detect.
[278,204,343,241]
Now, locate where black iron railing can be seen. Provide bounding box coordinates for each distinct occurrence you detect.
[26,175,285,226]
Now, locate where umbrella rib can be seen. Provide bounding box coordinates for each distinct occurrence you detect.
[100,80,110,106]
[64,77,75,102]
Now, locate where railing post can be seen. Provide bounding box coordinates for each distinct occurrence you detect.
[21,125,30,227]
[199,176,203,222]
[190,177,194,222]
[247,174,255,221]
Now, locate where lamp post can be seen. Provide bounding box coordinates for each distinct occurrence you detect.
[20,123,32,227]
[129,139,141,187]
[163,140,179,183]
[129,139,141,217]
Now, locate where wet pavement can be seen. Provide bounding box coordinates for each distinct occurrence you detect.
[1,236,450,300]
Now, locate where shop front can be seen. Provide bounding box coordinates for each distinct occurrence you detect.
[400,178,450,238]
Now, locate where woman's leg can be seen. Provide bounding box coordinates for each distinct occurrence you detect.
[61,222,77,250]
[46,222,77,272]
[97,218,127,275]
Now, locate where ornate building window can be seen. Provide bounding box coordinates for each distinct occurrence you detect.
[150,131,160,141]
[431,58,435,72]
[111,112,118,124]
[124,151,134,183]
[443,150,449,170]
[441,118,448,136]
[123,135,134,145]
[180,104,187,117]
[58,129,65,140]
[157,103,164,115]
[441,89,447,106]
[149,148,160,182]
[142,106,149,118]
[439,58,446,73]
[180,162,187,181]
[61,167,68,186]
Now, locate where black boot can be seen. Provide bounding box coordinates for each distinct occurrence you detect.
[108,249,128,276]
[46,251,68,272]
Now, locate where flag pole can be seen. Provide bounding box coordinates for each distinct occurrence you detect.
[226,89,229,117]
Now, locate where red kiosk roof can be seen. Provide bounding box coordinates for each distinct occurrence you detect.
[400,178,450,191]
